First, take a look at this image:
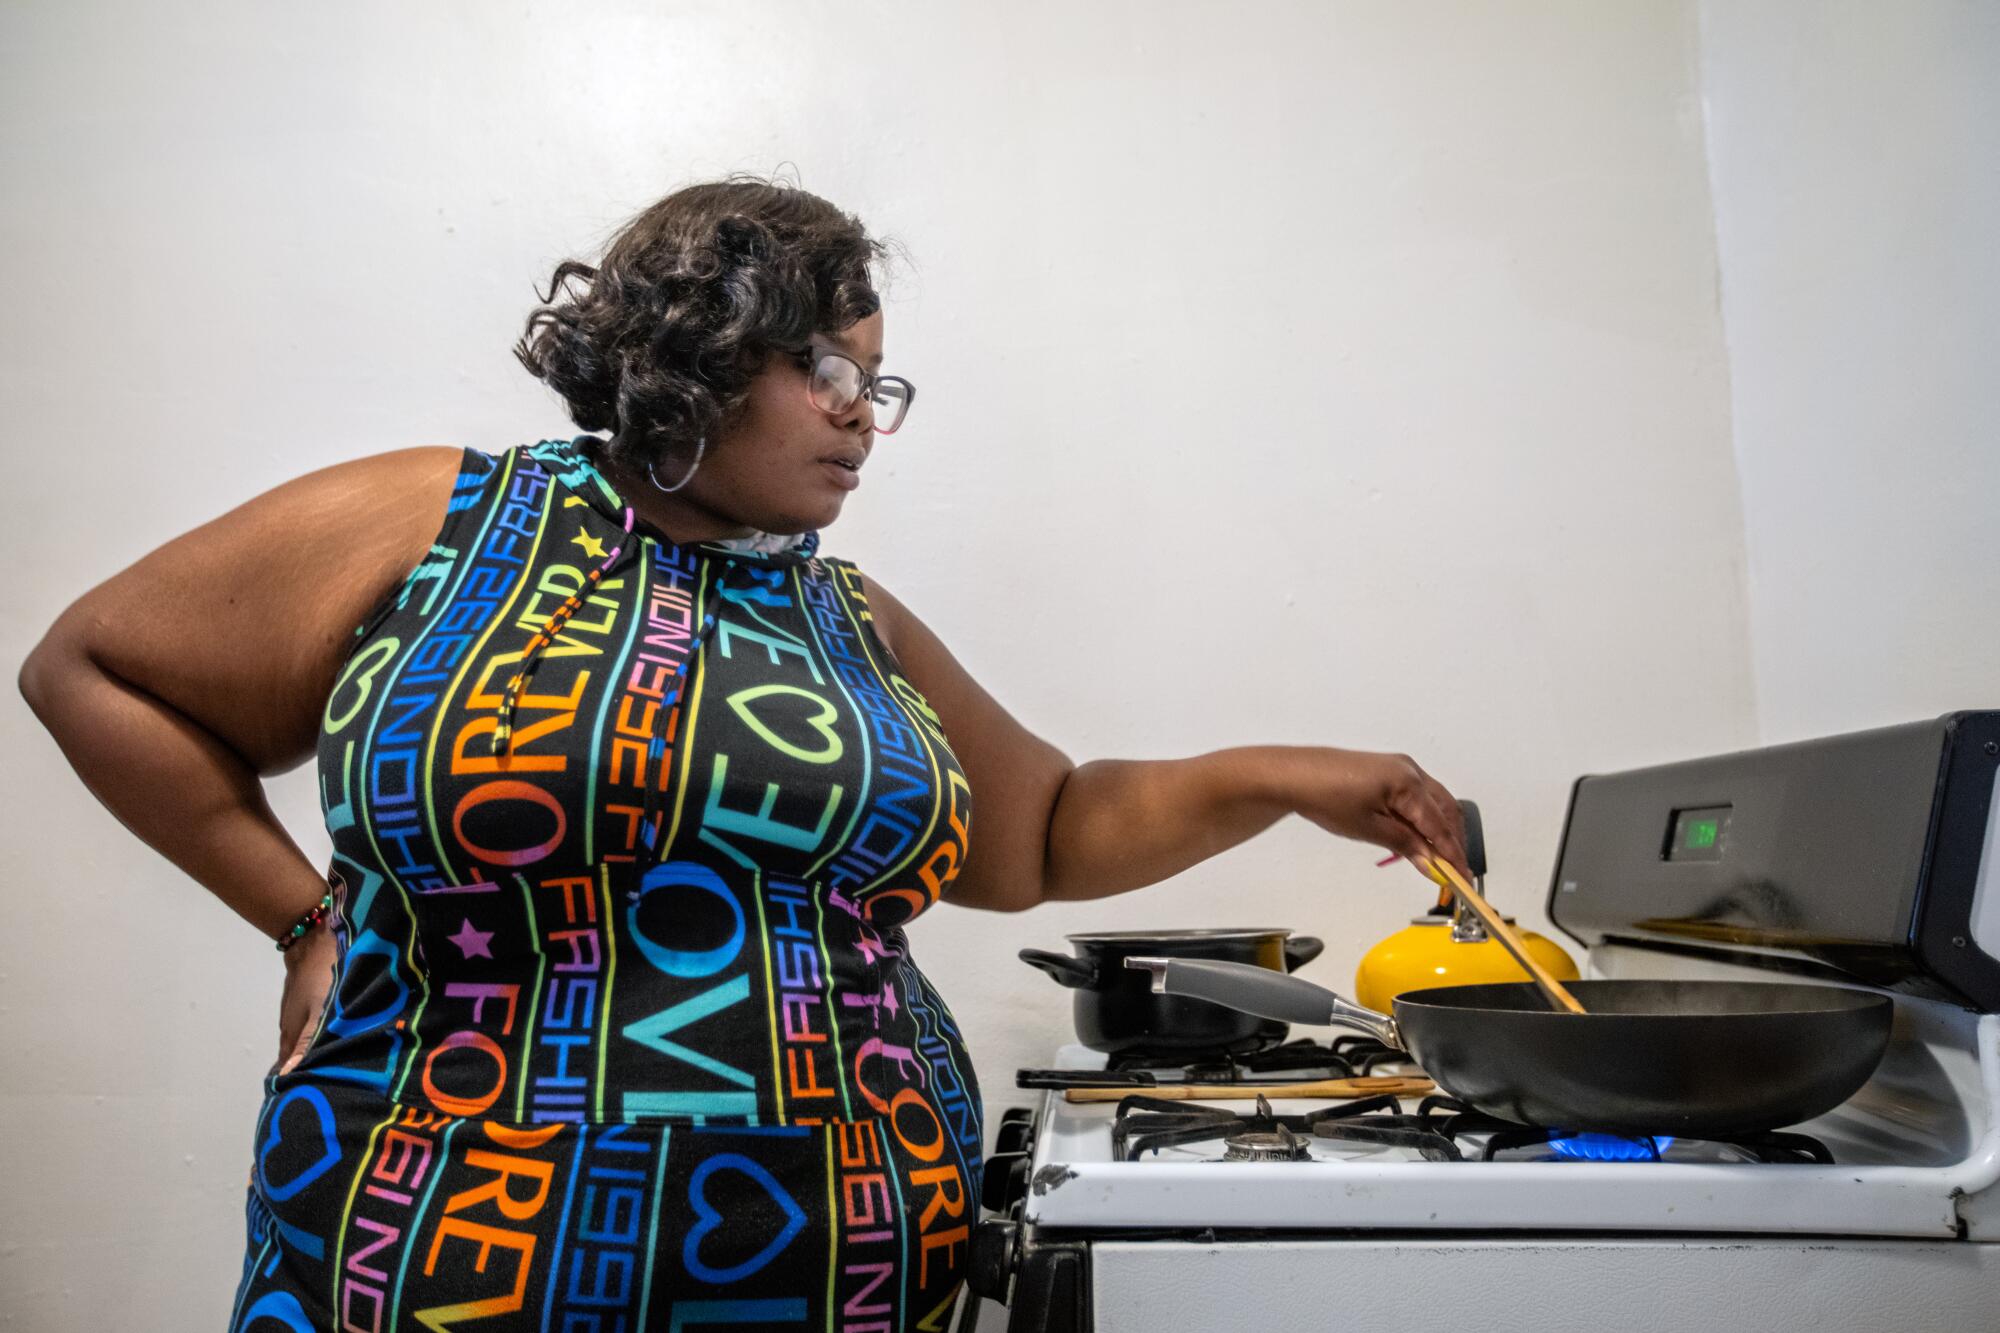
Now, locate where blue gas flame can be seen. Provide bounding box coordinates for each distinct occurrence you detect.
[1549,1133,1674,1161]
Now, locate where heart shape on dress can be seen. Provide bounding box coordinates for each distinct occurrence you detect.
[682,1152,808,1285]
[726,685,845,764]
[257,1085,341,1203]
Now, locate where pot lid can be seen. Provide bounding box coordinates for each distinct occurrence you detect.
[1064,928,1294,944]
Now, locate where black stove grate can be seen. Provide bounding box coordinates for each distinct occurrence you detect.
[1107,1036,1372,1081]
[1410,1096,1837,1165]
[1108,1090,1837,1165]
[1115,1091,1424,1162]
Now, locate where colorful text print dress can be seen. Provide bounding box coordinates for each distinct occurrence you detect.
[233,437,982,1332]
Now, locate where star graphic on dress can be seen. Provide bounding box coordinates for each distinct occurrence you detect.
[571,527,607,559]
[448,918,495,959]
[880,982,900,1018]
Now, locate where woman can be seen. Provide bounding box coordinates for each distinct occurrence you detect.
[19,175,1468,1330]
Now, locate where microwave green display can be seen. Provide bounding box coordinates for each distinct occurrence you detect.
[1667,805,1730,861]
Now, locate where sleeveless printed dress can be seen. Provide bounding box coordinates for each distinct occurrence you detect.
[232,436,983,1332]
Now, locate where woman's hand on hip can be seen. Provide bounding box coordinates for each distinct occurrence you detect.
[1283,747,1470,880]
[275,922,337,1077]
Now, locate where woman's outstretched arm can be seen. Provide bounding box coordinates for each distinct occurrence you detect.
[859,576,1468,912]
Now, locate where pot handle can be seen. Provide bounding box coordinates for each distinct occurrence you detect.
[1125,956,1401,1050]
[1283,934,1325,971]
[1018,948,1099,989]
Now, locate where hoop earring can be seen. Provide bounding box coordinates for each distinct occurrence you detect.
[647,437,706,494]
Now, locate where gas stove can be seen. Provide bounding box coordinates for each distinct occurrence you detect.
[965,713,2000,1332]
[1021,1034,1839,1167]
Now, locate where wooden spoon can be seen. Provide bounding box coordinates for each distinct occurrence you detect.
[1065,1075,1434,1103]
[1415,853,1588,1015]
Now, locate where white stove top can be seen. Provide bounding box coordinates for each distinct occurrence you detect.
[1022,992,2000,1239]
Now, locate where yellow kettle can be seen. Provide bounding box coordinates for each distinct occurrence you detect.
[1355,797,1581,1012]
[1354,911,1579,1012]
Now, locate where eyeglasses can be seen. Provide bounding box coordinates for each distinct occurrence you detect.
[787,344,915,434]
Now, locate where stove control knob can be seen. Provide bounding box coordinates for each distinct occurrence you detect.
[965,1218,1018,1302]
[981,1151,1031,1214]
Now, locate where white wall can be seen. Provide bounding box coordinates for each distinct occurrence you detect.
[1699,0,2000,743]
[2,2,1757,1324]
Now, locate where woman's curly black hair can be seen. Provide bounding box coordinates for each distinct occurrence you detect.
[514,173,893,475]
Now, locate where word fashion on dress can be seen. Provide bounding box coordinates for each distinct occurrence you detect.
[234,437,982,1331]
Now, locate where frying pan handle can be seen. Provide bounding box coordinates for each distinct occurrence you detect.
[1283,935,1325,971]
[1126,956,1402,1050]
[1018,948,1099,989]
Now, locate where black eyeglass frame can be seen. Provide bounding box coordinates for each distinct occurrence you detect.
[786,344,916,434]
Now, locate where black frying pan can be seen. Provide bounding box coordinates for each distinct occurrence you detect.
[1125,958,1892,1139]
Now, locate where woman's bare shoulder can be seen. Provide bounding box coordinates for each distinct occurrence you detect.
[28,445,476,772]
[120,444,475,637]
[261,444,473,524]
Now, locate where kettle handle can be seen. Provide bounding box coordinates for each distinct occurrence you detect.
[1431,799,1488,914]
[1283,935,1325,971]
[1018,948,1099,989]
[1461,800,1487,879]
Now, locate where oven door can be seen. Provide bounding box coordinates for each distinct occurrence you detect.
[969,1233,2000,1332]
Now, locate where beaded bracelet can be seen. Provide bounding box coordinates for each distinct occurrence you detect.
[275,892,334,953]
